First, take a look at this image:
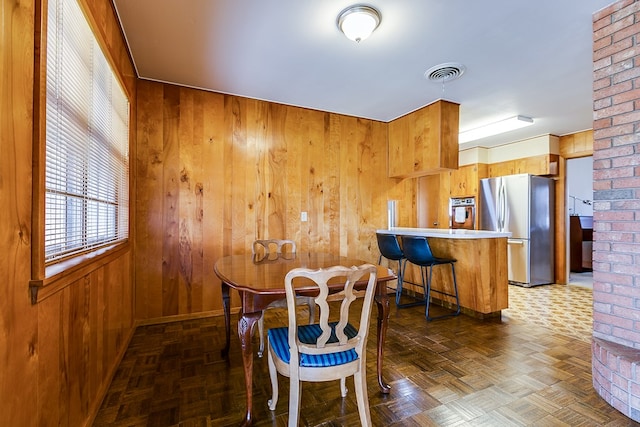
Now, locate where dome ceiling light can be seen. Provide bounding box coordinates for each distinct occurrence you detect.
[337,5,381,43]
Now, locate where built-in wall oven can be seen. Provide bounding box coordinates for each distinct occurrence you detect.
[450,197,476,230]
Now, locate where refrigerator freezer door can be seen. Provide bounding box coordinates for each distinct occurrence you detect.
[479,178,501,231]
[508,238,530,284]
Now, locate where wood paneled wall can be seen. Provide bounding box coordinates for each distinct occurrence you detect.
[134,81,415,319]
[37,255,133,426]
[1,0,137,426]
[1,1,38,425]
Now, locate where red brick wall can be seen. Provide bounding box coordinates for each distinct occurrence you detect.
[592,0,640,421]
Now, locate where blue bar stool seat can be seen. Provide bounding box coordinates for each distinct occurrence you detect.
[401,235,461,320]
[376,233,423,308]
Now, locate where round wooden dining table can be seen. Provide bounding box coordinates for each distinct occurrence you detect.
[214,252,396,426]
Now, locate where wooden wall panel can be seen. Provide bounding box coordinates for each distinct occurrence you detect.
[37,293,65,427]
[267,103,293,243]
[0,0,136,425]
[36,256,133,427]
[327,115,343,254]
[135,82,164,318]
[0,0,38,425]
[135,81,415,318]
[161,86,181,316]
[310,110,330,251]
[201,91,225,311]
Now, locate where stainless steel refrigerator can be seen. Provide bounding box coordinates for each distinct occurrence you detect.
[480,174,555,286]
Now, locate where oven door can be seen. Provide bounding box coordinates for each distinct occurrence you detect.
[451,206,475,229]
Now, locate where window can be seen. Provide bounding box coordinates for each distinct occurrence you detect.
[45,0,130,264]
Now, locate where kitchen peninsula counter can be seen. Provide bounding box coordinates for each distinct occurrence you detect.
[377,227,510,317]
[379,227,511,239]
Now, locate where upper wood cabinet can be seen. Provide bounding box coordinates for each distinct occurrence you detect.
[488,154,559,178]
[448,163,488,198]
[388,100,460,178]
[560,130,593,158]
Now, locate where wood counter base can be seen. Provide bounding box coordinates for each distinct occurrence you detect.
[431,298,502,319]
[388,233,509,317]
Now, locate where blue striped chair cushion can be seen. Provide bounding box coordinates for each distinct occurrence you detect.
[268,322,359,367]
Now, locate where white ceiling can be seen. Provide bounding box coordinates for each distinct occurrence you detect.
[113,0,614,149]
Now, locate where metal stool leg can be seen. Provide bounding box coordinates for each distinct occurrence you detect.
[425,265,434,320]
[450,263,461,316]
[425,262,461,321]
[397,260,426,308]
[395,259,404,305]
[379,254,417,307]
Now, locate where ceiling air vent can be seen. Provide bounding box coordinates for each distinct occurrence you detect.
[424,63,466,83]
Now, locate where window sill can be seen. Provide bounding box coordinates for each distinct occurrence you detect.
[29,241,130,304]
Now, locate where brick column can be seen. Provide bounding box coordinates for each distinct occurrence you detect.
[592,0,640,421]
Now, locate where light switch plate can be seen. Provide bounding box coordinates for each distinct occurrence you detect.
[301,211,308,222]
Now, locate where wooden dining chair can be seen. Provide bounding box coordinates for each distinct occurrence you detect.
[252,239,316,357]
[266,264,378,427]
[252,239,297,257]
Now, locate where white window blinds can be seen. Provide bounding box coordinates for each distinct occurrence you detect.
[45,0,130,263]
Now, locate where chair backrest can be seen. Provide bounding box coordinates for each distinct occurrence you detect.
[283,264,378,363]
[252,239,297,255]
[401,235,435,264]
[376,233,404,261]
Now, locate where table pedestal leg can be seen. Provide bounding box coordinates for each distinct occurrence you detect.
[375,293,391,394]
[239,311,261,426]
[221,283,231,357]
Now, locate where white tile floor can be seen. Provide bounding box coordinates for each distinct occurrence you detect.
[503,281,593,342]
[568,271,593,289]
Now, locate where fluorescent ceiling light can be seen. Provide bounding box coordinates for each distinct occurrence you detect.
[459,115,534,143]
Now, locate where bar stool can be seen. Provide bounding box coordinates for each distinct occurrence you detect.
[376,233,423,308]
[401,235,460,320]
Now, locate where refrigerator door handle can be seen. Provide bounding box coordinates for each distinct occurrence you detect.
[508,239,525,245]
[498,180,507,231]
[496,181,501,230]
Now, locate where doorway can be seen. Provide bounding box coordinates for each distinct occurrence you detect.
[566,156,594,288]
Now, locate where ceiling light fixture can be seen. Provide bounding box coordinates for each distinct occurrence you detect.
[337,5,381,43]
[459,115,534,144]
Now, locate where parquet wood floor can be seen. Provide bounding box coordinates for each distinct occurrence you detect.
[93,284,640,426]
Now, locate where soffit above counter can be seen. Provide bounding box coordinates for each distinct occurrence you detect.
[459,134,560,167]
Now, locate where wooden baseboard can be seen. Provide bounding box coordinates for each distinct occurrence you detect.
[134,309,241,327]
